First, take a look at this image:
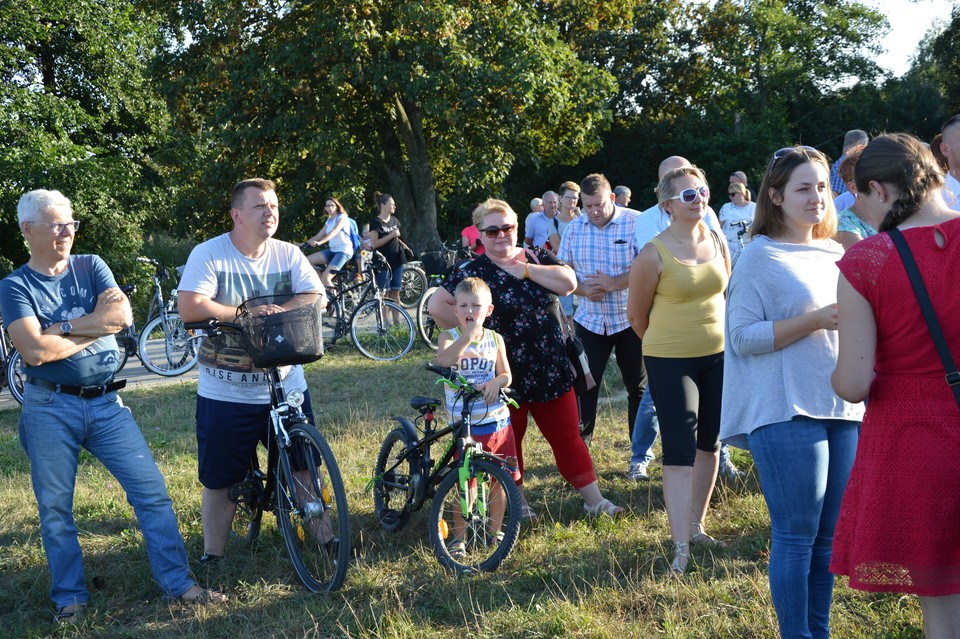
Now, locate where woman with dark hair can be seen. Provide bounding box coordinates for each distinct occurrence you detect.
[627,165,729,574]
[368,192,406,322]
[428,198,624,519]
[720,146,864,638]
[303,196,354,287]
[832,133,960,637]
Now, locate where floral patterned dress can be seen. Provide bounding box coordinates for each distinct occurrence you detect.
[442,248,574,403]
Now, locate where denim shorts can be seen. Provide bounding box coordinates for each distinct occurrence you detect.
[196,392,314,489]
[375,263,405,291]
[319,249,351,271]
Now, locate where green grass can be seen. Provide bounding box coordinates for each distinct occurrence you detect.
[0,345,923,638]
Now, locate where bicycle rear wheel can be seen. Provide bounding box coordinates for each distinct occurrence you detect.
[229,454,266,544]
[428,457,521,574]
[275,424,350,592]
[416,286,441,350]
[372,427,417,532]
[6,349,24,405]
[138,313,201,376]
[399,265,426,308]
[349,299,415,361]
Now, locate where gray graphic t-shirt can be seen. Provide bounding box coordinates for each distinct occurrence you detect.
[0,255,121,386]
[178,234,322,404]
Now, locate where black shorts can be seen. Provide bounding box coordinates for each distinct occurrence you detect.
[196,391,315,489]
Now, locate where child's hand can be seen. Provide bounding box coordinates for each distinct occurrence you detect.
[479,378,506,405]
[462,318,484,343]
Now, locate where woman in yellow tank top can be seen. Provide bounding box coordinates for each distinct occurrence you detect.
[627,165,730,574]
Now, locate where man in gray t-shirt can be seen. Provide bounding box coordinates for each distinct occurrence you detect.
[178,178,323,562]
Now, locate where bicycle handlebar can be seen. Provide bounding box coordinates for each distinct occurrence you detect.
[424,363,518,407]
[182,317,241,337]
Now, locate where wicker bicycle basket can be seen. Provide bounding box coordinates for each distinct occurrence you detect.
[237,292,325,368]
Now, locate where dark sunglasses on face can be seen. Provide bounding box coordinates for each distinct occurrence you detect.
[728,192,740,197]
[480,224,517,238]
[667,186,709,204]
[769,145,819,169]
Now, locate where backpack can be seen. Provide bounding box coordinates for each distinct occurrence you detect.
[347,217,363,252]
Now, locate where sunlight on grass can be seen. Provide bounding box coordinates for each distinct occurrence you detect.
[0,345,923,637]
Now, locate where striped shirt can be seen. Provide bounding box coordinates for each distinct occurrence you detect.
[557,207,639,335]
[443,327,510,427]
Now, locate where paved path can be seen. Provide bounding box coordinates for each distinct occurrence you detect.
[0,358,199,413]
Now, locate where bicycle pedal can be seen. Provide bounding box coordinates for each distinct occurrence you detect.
[228,479,261,504]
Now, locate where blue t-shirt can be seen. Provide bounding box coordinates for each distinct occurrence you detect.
[0,255,121,386]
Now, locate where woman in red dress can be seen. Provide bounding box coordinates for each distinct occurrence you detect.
[832,132,960,636]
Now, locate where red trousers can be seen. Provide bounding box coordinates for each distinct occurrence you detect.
[508,388,597,490]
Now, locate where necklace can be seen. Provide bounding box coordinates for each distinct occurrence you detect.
[667,226,698,245]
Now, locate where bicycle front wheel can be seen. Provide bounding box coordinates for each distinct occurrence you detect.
[275,424,350,592]
[350,299,415,361]
[138,313,201,376]
[398,265,426,308]
[428,457,521,574]
[416,286,441,350]
[6,349,24,405]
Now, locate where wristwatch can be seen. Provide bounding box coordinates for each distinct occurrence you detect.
[59,321,72,336]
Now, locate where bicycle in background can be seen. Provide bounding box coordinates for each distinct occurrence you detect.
[370,363,522,574]
[320,250,415,361]
[184,292,350,592]
[416,245,476,349]
[114,257,201,376]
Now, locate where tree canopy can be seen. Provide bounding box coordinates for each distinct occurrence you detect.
[0,0,956,263]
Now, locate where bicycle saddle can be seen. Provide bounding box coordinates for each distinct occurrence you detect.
[410,396,442,412]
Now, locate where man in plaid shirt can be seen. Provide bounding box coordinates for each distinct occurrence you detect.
[558,173,644,448]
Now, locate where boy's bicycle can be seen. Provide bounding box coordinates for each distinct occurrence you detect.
[321,250,415,361]
[370,363,522,574]
[184,292,350,592]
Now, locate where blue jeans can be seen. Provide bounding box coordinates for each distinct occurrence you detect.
[630,390,735,466]
[747,417,859,639]
[19,384,195,608]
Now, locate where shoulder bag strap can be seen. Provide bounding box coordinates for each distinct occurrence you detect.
[888,228,960,409]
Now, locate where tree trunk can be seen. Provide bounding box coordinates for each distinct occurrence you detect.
[375,97,442,255]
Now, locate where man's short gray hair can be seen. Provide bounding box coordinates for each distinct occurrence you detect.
[18,189,72,225]
[613,185,631,197]
[843,129,868,151]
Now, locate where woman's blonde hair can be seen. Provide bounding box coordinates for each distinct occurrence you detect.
[656,165,708,206]
[752,146,837,240]
[728,182,750,202]
[471,198,518,227]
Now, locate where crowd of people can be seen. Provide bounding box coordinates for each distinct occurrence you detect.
[4,119,960,635]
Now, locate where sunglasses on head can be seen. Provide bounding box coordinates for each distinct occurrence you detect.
[479,224,516,238]
[667,186,709,204]
[769,145,820,169]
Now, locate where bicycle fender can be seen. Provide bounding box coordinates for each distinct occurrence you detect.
[390,416,419,443]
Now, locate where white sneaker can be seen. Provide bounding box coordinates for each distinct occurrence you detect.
[627,461,649,480]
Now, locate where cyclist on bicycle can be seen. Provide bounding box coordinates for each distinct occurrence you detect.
[435,278,519,556]
[302,196,355,288]
[178,178,325,564]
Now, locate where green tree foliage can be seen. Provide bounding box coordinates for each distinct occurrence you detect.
[932,5,960,115]
[0,0,170,281]
[157,0,618,250]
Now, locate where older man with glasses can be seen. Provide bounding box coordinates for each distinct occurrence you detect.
[0,190,222,625]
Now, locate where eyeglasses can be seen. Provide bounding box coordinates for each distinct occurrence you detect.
[728,192,740,197]
[769,145,819,169]
[479,224,517,239]
[561,195,579,201]
[667,186,709,204]
[27,220,80,234]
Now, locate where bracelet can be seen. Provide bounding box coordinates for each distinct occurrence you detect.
[524,262,530,280]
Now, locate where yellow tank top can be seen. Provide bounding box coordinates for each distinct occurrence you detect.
[642,235,727,358]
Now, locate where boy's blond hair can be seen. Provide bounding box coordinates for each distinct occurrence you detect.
[454,277,492,304]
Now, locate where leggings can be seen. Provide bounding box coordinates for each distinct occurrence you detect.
[508,388,597,489]
[644,353,723,467]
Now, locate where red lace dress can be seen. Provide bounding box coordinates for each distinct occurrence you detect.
[830,218,960,596]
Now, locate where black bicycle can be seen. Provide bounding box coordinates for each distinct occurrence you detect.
[416,246,476,349]
[184,292,350,592]
[320,251,416,361]
[370,364,522,574]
